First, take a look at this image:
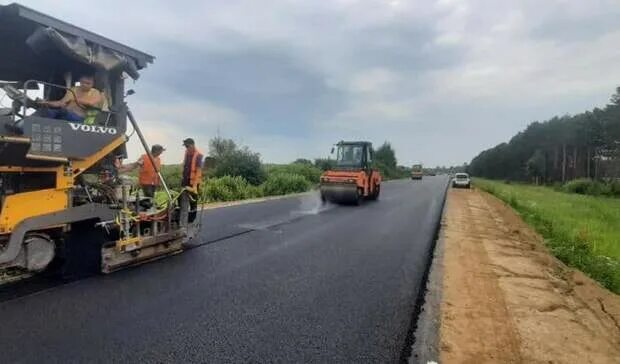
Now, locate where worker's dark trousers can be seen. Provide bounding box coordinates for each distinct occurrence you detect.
[187,185,199,222]
[142,185,156,198]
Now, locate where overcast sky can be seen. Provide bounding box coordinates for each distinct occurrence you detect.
[10,0,620,166]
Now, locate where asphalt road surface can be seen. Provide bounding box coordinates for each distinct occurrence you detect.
[0,177,448,363]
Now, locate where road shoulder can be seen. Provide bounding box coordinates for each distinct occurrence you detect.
[437,188,620,363]
[409,213,444,363]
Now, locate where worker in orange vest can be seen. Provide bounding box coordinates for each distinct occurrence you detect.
[138,144,166,197]
[181,138,203,220]
[122,144,165,198]
[181,138,203,191]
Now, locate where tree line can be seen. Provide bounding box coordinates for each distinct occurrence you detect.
[425,165,467,175]
[468,87,620,183]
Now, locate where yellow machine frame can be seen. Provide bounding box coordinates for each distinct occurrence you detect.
[0,135,126,234]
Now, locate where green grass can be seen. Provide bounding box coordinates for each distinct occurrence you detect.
[264,163,322,184]
[152,164,317,205]
[475,178,620,293]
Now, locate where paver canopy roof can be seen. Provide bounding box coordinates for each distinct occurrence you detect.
[0,3,154,81]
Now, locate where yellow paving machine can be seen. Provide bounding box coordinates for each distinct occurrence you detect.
[0,4,199,281]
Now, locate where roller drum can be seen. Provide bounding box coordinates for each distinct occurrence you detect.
[320,183,359,204]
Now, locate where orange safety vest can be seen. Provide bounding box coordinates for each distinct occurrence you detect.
[183,149,203,189]
[138,154,161,186]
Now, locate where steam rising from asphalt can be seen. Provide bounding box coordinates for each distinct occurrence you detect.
[238,192,332,231]
[293,191,333,216]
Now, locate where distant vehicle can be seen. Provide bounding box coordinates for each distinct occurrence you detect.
[411,164,423,180]
[452,173,471,188]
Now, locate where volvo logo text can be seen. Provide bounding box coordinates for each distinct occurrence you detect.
[69,123,117,135]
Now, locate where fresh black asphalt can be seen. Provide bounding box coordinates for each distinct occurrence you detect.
[0,177,448,363]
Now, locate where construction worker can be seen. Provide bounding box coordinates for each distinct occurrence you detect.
[121,144,165,197]
[181,138,203,190]
[138,144,165,198]
[181,138,203,220]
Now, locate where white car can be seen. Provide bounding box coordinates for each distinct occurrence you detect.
[452,173,471,188]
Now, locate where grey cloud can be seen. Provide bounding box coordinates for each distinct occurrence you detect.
[347,22,465,72]
[530,11,620,43]
[140,38,345,136]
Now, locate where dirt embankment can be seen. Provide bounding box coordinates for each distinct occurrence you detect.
[439,188,620,364]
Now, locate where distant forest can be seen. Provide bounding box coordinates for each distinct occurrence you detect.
[468,87,620,183]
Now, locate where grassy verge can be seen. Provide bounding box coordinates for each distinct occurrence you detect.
[474,178,620,294]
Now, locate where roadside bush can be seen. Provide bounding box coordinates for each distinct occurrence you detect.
[314,158,335,171]
[563,179,594,195]
[262,173,311,196]
[201,176,262,202]
[265,163,322,184]
[293,158,314,165]
[397,165,411,177]
[212,147,267,186]
[374,160,408,180]
[608,179,620,197]
[160,164,182,189]
[562,178,612,196]
[588,181,611,196]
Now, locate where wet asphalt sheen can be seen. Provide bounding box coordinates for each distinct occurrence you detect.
[0,177,448,363]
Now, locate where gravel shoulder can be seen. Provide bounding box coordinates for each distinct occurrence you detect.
[438,188,620,363]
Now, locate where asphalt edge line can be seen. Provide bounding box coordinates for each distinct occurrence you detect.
[401,179,450,364]
[199,190,316,211]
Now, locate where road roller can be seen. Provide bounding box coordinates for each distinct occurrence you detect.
[0,4,200,283]
[319,141,382,205]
